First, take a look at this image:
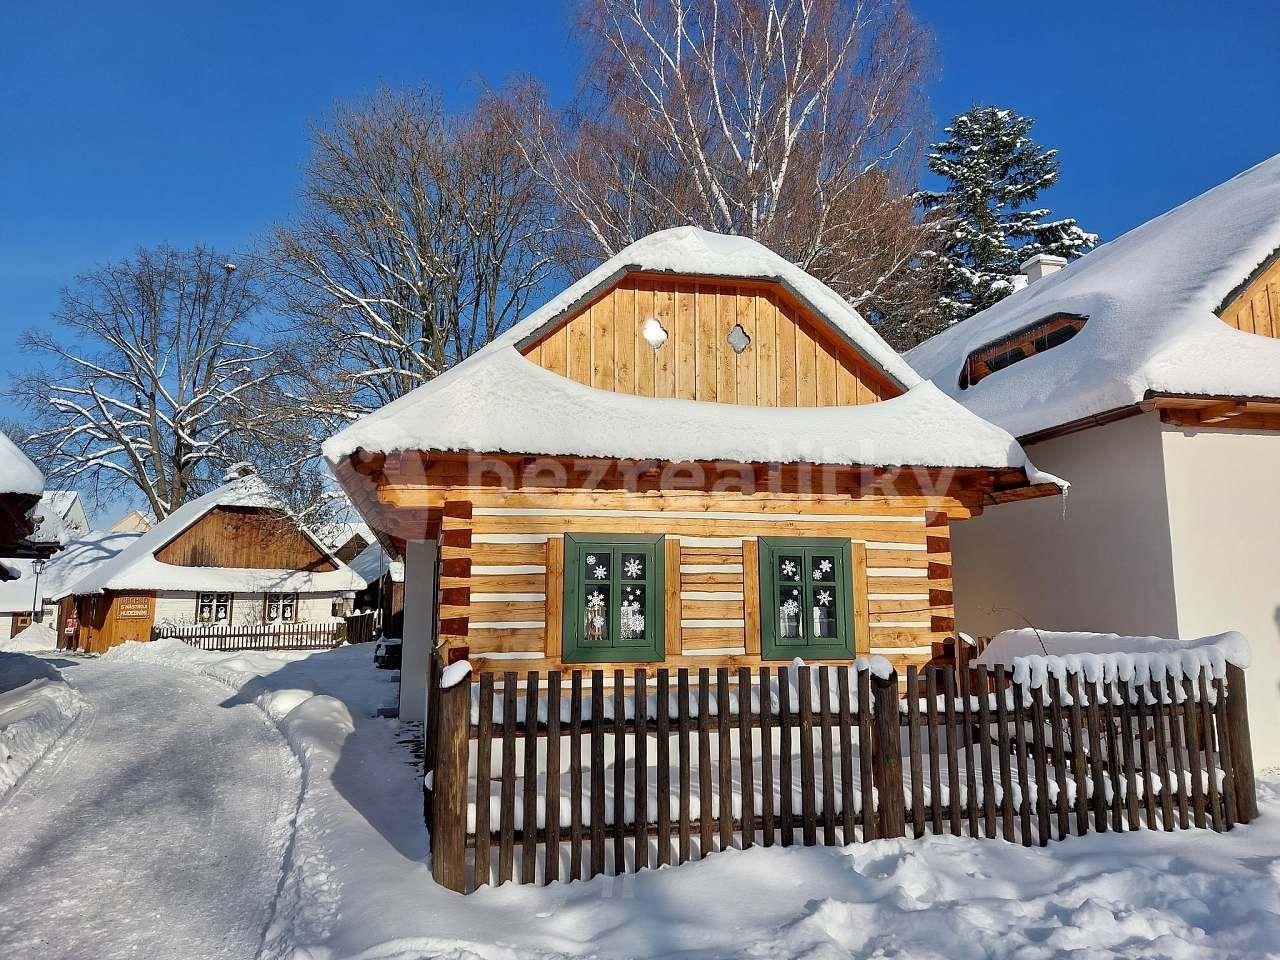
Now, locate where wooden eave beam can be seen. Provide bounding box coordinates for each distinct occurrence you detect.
[1196,400,1248,425]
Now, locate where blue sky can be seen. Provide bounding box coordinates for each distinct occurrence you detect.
[2,1,1277,519]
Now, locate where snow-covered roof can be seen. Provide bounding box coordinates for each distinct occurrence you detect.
[53,476,367,599]
[324,227,1057,480]
[322,521,373,550]
[108,509,154,533]
[30,490,90,545]
[0,432,43,497]
[0,530,140,612]
[907,154,1280,439]
[349,541,404,585]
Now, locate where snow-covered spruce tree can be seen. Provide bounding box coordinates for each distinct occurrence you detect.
[918,106,1098,325]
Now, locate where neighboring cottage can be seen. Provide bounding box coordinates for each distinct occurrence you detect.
[0,431,44,556]
[907,154,1280,766]
[28,490,91,552]
[0,531,140,639]
[108,509,153,533]
[349,540,405,639]
[324,227,1063,721]
[324,521,375,564]
[52,476,367,653]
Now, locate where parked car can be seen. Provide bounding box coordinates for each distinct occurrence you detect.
[373,637,402,670]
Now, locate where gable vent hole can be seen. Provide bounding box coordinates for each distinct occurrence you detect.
[727,323,751,354]
[641,317,668,349]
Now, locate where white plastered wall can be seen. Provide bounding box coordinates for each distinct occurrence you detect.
[1161,424,1280,768]
[153,590,339,626]
[951,411,1180,639]
[399,540,437,722]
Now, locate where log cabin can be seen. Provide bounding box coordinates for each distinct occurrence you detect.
[51,476,367,653]
[0,431,45,557]
[907,153,1280,767]
[324,227,1064,721]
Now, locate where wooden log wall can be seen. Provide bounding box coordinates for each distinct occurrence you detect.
[155,505,336,572]
[521,274,900,407]
[434,489,958,676]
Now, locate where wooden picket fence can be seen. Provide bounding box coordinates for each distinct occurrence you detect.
[154,611,376,652]
[423,656,1257,893]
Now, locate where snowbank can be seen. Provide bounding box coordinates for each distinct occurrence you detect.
[974,629,1249,698]
[0,622,58,653]
[0,653,84,796]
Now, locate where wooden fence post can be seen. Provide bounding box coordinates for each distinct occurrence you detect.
[872,670,906,838]
[1224,663,1256,822]
[430,661,472,893]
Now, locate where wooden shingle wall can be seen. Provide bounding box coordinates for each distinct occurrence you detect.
[522,274,899,406]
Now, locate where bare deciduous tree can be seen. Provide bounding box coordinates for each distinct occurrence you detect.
[16,247,279,518]
[516,0,943,336]
[271,85,558,422]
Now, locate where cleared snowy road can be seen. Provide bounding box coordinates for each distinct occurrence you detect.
[0,658,298,960]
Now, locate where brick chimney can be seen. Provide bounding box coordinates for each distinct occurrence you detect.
[1020,253,1067,284]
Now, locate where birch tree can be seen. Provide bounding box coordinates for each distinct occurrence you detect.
[17,247,280,518]
[271,85,557,422]
[516,0,942,328]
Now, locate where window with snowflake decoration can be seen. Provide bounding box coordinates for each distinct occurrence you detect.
[563,534,665,663]
[757,537,854,659]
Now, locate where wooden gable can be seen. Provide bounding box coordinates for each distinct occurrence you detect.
[155,505,337,572]
[521,273,901,406]
[1219,250,1280,338]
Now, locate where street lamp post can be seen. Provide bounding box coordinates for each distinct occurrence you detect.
[30,558,46,622]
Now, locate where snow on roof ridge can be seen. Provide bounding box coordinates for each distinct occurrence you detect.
[325,227,932,464]
[0,431,44,497]
[324,346,1063,485]
[54,475,366,599]
[907,153,1280,438]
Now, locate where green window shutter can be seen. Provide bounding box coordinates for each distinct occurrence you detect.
[563,534,665,663]
[757,537,855,661]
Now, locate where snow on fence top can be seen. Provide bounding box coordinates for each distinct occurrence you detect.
[0,430,43,496]
[53,476,368,598]
[908,153,1280,438]
[974,629,1250,695]
[322,227,1063,485]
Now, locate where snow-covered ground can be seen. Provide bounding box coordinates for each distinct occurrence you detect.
[3,640,1278,959]
[0,653,298,959]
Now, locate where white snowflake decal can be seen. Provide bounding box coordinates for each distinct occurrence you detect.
[817,590,832,606]
[621,601,645,636]
[586,554,597,565]
[624,557,644,578]
[593,565,608,579]
[591,614,606,629]
[586,590,606,609]
[781,598,800,615]
[818,559,832,572]
[781,560,798,577]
